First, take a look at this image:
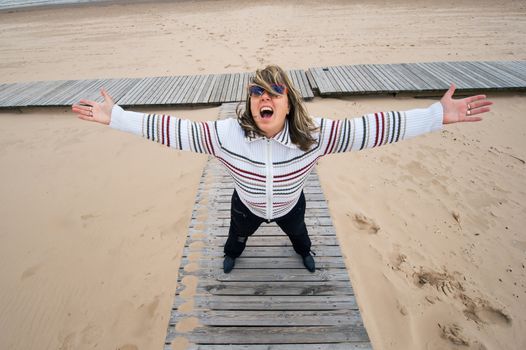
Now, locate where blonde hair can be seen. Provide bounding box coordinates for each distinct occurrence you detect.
[237,65,318,151]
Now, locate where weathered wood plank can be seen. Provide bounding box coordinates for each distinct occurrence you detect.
[167,325,369,344]
[181,344,373,350]
[171,309,363,326]
[184,235,340,247]
[164,75,189,104]
[181,280,355,296]
[173,295,357,311]
[181,256,347,269]
[158,76,181,104]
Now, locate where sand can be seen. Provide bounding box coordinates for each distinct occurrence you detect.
[0,0,525,349]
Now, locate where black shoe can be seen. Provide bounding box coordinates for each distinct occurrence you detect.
[223,255,236,273]
[302,254,315,273]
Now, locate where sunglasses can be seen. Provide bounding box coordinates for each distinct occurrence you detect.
[248,83,287,97]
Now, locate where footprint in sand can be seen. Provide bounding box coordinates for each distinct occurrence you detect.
[438,323,470,346]
[350,213,380,234]
[416,268,512,328]
[460,294,512,327]
[414,268,464,297]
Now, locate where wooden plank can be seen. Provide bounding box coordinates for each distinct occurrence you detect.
[197,74,216,104]
[368,64,400,92]
[118,77,152,105]
[192,75,212,104]
[137,76,160,105]
[399,64,438,90]
[184,235,340,247]
[310,67,334,94]
[183,245,344,257]
[330,66,355,92]
[60,79,106,105]
[194,225,336,237]
[0,82,31,106]
[9,80,66,106]
[355,64,386,92]
[132,76,156,105]
[339,65,366,92]
[173,295,357,310]
[306,69,319,91]
[226,72,239,102]
[179,74,200,104]
[478,61,526,86]
[43,79,91,106]
[171,309,363,326]
[439,62,488,89]
[182,344,373,350]
[298,69,315,98]
[177,268,350,282]
[387,64,425,91]
[487,61,526,81]
[180,257,347,269]
[167,325,369,344]
[295,69,311,98]
[145,76,172,105]
[345,65,376,92]
[419,62,471,89]
[182,280,354,296]
[326,66,351,93]
[158,76,182,104]
[463,61,516,88]
[209,74,227,103]
[164,75,189,104]
[174,75,196,104]
[449,62,501,88]
[236,72,247,101]
[403,63,449,90]
[219,73,233,103]
[186,75,207,105]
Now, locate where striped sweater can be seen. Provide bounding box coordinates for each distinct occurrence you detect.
[110,102,443,220]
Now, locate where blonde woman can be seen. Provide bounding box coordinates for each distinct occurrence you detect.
[72,65,492,273]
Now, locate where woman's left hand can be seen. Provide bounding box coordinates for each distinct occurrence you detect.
[440,83,493,124]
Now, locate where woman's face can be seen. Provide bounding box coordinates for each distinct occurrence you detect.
[250,87,290,138]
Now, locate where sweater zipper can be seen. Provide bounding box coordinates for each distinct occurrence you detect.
[265,138,273,222]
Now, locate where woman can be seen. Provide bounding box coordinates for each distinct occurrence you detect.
[71,65,492,273]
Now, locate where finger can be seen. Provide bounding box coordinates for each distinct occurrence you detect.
[444,83,456,99]
[79,98,97,106]
[468,100,493,110]
[469,106,491,115]
[465,94,487,103]
[72,104,92,113]
[101,87,114,103]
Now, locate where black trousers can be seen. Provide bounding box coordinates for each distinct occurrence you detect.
[223,190,312,258]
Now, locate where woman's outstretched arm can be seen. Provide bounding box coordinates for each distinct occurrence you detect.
[317,84,493,155]
[72,88,219,156]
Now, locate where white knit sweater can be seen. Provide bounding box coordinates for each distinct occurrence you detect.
[110,102,443,220]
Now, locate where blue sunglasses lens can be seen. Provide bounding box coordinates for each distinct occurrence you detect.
[249,85,265,96]
[249,84,286,96]
[271,84,286,94]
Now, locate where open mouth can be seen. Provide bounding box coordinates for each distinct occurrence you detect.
[260,106,274,119]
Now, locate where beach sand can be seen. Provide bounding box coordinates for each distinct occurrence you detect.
[0,0,525,349]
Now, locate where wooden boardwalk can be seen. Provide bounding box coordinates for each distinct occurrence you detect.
[308,61,526,95]
[1,61,525,108]
[164,104,371,350]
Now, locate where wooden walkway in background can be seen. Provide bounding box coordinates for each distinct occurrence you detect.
[0,61,525,108]
[164,104,371,350]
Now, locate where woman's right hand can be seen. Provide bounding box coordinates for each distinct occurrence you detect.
[72,88,115,125]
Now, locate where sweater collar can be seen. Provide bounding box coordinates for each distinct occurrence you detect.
[245,120,298,149]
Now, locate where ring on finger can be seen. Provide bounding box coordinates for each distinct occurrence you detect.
[467,103,471,110]
[467,110,471,116]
